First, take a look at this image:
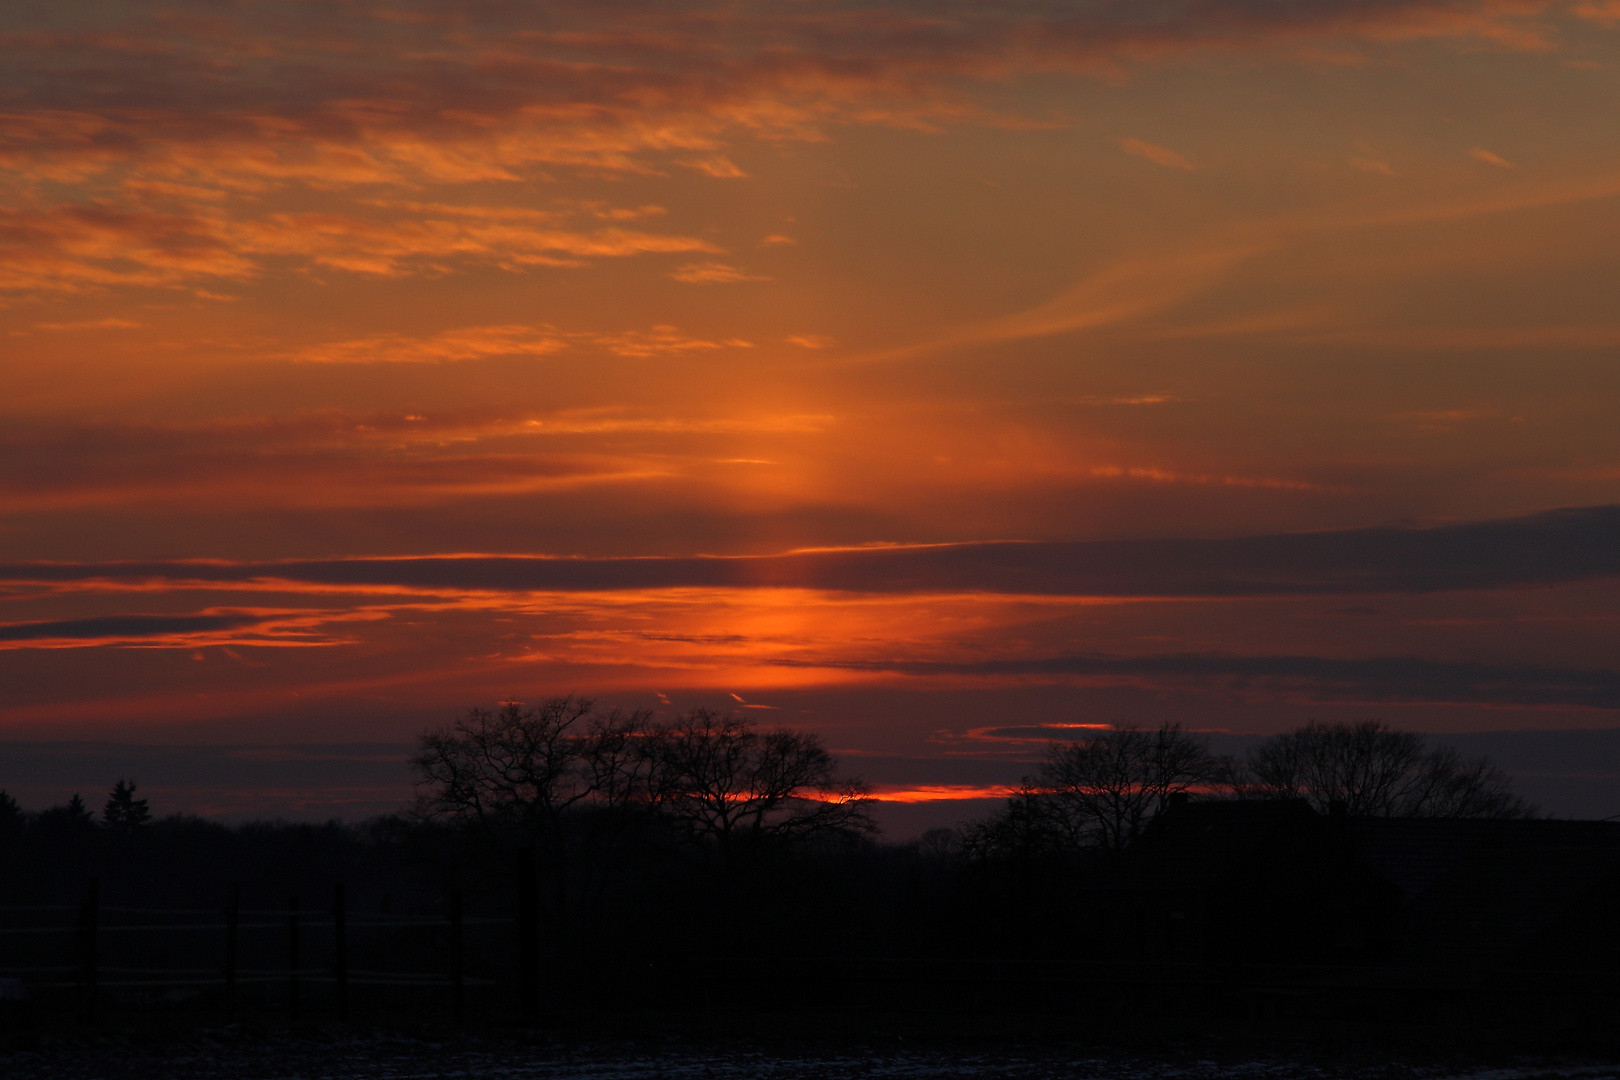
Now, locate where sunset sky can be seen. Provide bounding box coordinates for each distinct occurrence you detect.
[4,0,1620,828]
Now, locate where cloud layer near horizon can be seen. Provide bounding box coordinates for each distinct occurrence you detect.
[3,504,1617,597]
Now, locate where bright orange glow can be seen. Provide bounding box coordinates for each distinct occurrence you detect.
[872,786,1022,804]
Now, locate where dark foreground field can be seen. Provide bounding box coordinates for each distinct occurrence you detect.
[2,1022,1618,1080]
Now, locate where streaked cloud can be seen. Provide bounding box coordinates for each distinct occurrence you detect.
[32,318,142,331]
[589,326,755,357]
[681,156,747,178]
[289,323,757,364]
[0,202,720,293]
[1349,156,1396,176]
[1470,147,1518,168]
[1119,137,1195,171]
[669,261,771,284]
[0,0,1578,300]
[1573,0,1620,22]
[293,325,568,364]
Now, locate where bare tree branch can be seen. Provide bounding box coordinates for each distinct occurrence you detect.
[1238,720,1535,818]
[651,708,875,881]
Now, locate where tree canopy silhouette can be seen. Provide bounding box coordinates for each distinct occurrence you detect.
[103,778,151,831]
[1235,720,1534,819]
[411,697,655,841]
[967,723,1221,860]
[410,698,875,922]
[653,707,875,880]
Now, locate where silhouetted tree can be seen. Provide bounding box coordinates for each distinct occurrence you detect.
[916,826,962,863]
[972,724,1221,860]
[28,794,98,857]
[1236,720,1535,818]
[0,790,21,831]
[412,698,655,835]
[33,793,95,828]
[1041,723,1220,853]
[410,697,659,939]
[0,790,22,856]
[102,779,151,831]
[651,708,875,883]
[961,784,1067,863]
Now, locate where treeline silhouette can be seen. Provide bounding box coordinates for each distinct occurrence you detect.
[4,708,1611,1032]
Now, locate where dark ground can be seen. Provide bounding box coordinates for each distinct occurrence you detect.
[2,1015,1618,1080]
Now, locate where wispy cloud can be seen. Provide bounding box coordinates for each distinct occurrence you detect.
[32,317,143,331]
[588,326,755,357]
[289,323,756,364]
[1469,147,1518,168]
[681,156,747,178]
[0,202,720,293]
[669,261,770,284]
[0,0,1573,300]
[1119,137,1195,171]
[1349,156,1396,176]
[292,325,568,364]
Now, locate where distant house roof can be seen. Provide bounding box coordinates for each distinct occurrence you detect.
[1398,844,1620,976]
[1347,817,1620,901]
[1108,798,1319,893]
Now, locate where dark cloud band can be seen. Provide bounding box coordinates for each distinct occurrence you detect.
[778,651,1620,711]
[2,504,1616,598]
[0,613,268,643]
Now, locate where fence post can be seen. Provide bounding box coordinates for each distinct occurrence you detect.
[78,876,99,1024]
[517,846,539,1021]
[449,889,465,1024]
[287,895,301,1020]
[224,881,240,1019]
[333,883,349,1022]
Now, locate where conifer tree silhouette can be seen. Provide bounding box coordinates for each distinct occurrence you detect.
[103,779,151,831]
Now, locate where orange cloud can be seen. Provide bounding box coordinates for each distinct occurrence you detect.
[872,785,1019,803]
[0,3,1568,211]
[0,0,1579,313]
[33,317,143,331]
[293,325,568,364]
[0,201,719,293]
[1349,156,1396,175]
[291,322,760,363]
[669,261,770,284]
[681,156,747,178]
[588,326,756,357]
[1469,147,1518,167]
[1572,0,1620,21]
[1119,137,1195,171]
